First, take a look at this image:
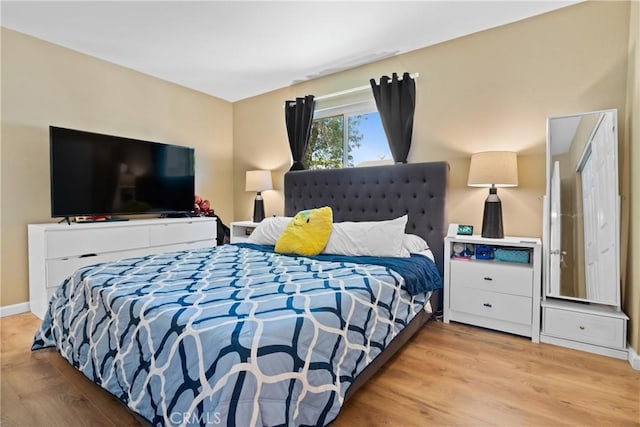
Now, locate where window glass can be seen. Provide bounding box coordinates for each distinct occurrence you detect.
[306,115,344,169]
[306,109,391,170]
[348,112,391,166]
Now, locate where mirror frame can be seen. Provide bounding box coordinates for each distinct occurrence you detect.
[543,108,621,307]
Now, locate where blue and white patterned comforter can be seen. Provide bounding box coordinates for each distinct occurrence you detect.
[32,244,438,426]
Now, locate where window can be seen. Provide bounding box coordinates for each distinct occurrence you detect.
[305,94,391,169]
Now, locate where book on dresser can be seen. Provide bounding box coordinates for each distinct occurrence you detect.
[28,217,217,319]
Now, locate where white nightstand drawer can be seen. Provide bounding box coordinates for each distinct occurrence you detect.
[543,307,625,349]
[449,260,533,297]
[451,286,532,325]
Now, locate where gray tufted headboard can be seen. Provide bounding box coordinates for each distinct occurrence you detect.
[284,161,449,275]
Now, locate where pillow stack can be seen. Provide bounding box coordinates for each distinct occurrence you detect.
[247,211,428,258]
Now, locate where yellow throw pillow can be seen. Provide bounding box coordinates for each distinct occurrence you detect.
[275,207,333,256]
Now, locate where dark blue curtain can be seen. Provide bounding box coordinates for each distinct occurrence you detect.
[285,95,316,171]
[370,72,416,163]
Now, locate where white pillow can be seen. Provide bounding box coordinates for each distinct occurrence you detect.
[414,248,435,261]
[402,233,429,254]
[246,216,292,245]
[323,215,409,258]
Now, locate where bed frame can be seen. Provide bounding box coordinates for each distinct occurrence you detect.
[284,161,449,401]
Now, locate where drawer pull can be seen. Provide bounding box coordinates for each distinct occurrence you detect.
[80,253,97,258]
[579,325,585,330]
[483,303,492,308]
[483,277,493,281]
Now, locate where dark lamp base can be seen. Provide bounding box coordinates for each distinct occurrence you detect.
[481,189,504,239]
[253,195,265,223]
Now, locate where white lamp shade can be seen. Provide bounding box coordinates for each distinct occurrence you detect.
[467,151,518,187]
[245,170,273,192]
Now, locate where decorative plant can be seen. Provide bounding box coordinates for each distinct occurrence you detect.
[194,195,215,216]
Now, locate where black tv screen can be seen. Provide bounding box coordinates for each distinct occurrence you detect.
[50,126,195,218]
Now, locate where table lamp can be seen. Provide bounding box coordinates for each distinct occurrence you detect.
[467,151,518,238]
[245,170,272,222]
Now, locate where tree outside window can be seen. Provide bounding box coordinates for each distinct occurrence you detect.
[305,111,390,170]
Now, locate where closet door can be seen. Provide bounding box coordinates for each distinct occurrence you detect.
[581,151,597,300]
[581,114,618,305]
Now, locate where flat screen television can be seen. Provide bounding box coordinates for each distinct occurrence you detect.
[50,126,195,219]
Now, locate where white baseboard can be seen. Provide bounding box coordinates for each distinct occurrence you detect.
[0,302,31,317]
[628,344,640,371]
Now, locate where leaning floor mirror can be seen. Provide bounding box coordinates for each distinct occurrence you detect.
[541,109,628,359]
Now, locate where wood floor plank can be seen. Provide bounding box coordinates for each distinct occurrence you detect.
[1,313,638,426]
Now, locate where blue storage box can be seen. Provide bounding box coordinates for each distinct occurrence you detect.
[494,248,530,263]
[475,245,493,260]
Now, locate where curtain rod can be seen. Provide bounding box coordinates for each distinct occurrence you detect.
[314,72,419,101]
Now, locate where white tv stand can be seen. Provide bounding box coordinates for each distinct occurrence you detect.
[28,217,217,319]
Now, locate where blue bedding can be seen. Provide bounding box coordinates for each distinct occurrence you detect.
[236,243,443,296]
[32,244,441,426]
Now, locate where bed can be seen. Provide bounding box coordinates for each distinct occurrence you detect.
[32,161,449,426]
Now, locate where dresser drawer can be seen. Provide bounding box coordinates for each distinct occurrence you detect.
[148,220,216,247]
[450,260,533,297]
[46,256,103,289]
[543,307,625,348]
[45,246,163,289]
[46,226,149,259]
[450,286,532,325]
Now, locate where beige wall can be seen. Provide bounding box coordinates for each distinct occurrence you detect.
[624,0,640,353]
[0,28,234,306]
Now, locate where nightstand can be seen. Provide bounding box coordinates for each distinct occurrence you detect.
[230,221,260,243]
[443,234,542,342]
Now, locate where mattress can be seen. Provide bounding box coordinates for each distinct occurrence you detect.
[32,244,441,426]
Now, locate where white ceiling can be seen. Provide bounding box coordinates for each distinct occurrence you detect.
[1,1,579,102]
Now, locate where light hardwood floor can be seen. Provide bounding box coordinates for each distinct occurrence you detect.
[1,313,638,426]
